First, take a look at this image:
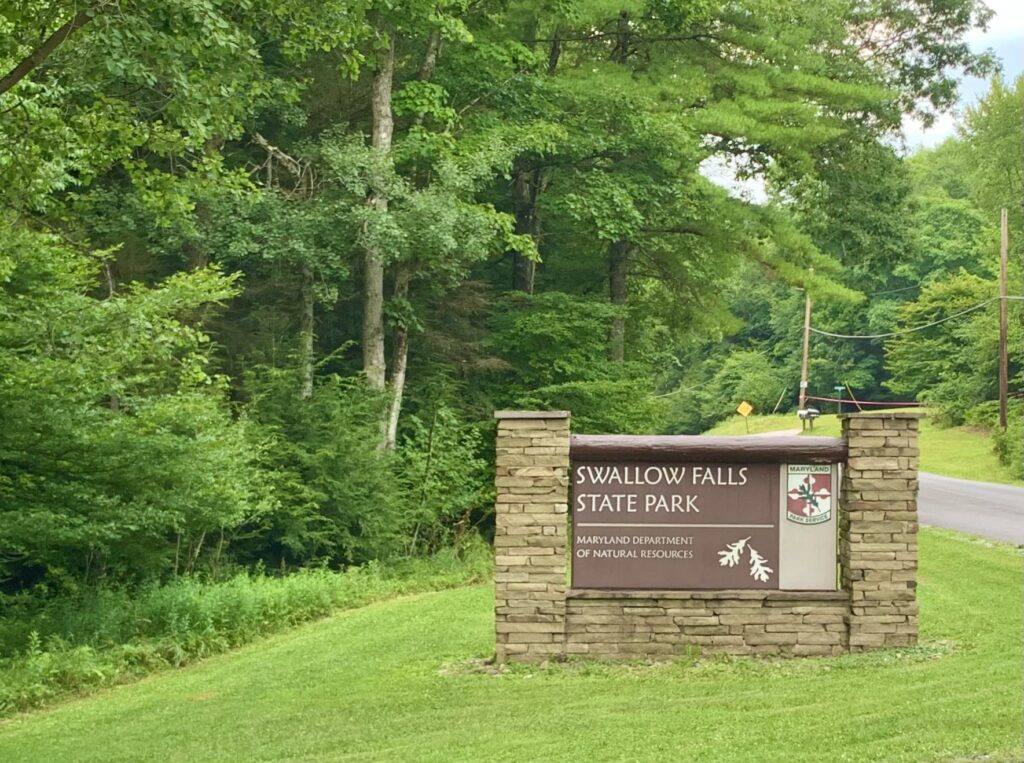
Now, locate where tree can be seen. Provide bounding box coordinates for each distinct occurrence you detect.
[885,274,1001,421]
[962,75,1024,240]
[0,228,270,585]
[0,0,1002,591]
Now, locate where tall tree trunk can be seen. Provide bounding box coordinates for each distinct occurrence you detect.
[183,203,210,270]
[511,168,546,293]
[0,11,91,97]
[384,268,411,450]
[298,264,315,400]
[547,27,562,74]
[419,29,441,81]
[363,37,395,390]
[382,33,440,448]
[103,259,116,298]
[608,239,631,362]
[612,11,631,64]
[509,32,561,293]
[183,138,221,270]
[250,133,317,399]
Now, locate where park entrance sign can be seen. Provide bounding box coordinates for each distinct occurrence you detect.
[572,461,782,590]
[493,412,924,663]
[569,436,840,592]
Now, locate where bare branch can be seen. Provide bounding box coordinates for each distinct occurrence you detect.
[0,11,93,98]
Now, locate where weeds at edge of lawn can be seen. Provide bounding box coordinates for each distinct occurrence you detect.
[921,526,1024,556]
[0,542,493,718]
[439,640,961,681]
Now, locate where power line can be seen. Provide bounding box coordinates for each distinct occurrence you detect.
[867,283,922,296]
[654,381,707,398]
[810,296,1024,340]
[806,395,919,407]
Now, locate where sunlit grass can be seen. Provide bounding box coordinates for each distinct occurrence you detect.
[706,411,1022,486]
[0,529,1020,763]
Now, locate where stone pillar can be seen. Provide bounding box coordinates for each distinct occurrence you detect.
[840,412,923,650]
[493,411,570,663]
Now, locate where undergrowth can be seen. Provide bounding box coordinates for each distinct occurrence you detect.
[0,541,491,717]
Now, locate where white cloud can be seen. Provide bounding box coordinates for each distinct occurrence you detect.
[966,0,1024,44]
[902,111,958,151]
[699,156,768,204]
[904,2,1024,149]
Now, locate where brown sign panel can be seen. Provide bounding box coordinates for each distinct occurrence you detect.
[571,462,780,590]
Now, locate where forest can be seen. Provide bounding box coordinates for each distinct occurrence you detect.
[0,0,1020,633]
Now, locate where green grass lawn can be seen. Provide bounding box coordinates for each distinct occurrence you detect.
[0,528,1020,763]
[707,411,842,437]
[706,411,1024,486]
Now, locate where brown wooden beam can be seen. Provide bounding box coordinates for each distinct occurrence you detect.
[570,434,846,463]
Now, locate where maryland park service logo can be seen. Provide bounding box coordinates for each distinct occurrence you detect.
[786,465,833,525]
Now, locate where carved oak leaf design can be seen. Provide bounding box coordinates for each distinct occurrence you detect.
[748,546,774,582]
[716,537,774,582]
[717,537,749,567]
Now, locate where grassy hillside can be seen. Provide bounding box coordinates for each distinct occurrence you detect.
[706,411,1023,486]
[0,529,1020,763]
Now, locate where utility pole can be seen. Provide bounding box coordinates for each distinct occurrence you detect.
[998,207,1009,430]
[799,282,812,412]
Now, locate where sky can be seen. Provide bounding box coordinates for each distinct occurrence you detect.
[903,0,1024,149]
[704,1,1024,200]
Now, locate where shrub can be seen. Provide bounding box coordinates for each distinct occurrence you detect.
[0,232,270,589]
[702,351,788,422]
[397,405,493,554]
[240,369,409,569]
[991,402,1024,479]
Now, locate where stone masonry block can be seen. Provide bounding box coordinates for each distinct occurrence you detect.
[841,412,922,654]
[494,411,570,664]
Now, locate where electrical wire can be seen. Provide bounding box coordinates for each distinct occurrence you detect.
[654,381,707,398]
[806,395,919,407]
[810,296,1024,340]
[867,283,923,296]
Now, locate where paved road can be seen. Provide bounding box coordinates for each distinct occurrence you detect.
[737,431,1022,542]
[918,472,1024,544]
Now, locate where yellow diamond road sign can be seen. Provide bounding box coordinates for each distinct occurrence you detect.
[737,401,753,417]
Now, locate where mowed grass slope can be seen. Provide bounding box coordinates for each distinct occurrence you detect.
[0,529,1021,763]
[706,412,1023,486]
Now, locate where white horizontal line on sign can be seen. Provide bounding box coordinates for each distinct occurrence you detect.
[575,523,775,528]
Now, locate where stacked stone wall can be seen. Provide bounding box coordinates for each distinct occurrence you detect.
[493,411,570,663]
[840,413,921,649]
[566,591,848,657]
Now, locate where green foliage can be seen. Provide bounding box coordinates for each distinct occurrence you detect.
[487,293,620,389]
[973,401,1024,480]
[886,274,1014,425]
[963,75,1024,221]
[524,379,669,435]
[992,414,1024,480]
[0,0,1008,680]
[0,226,269,587]
[702,351,789,423]
[482,292,669,432]
[902,194,990,281]
[241,370,407,568]
[906,138,972,199]
[397,406,493,554]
